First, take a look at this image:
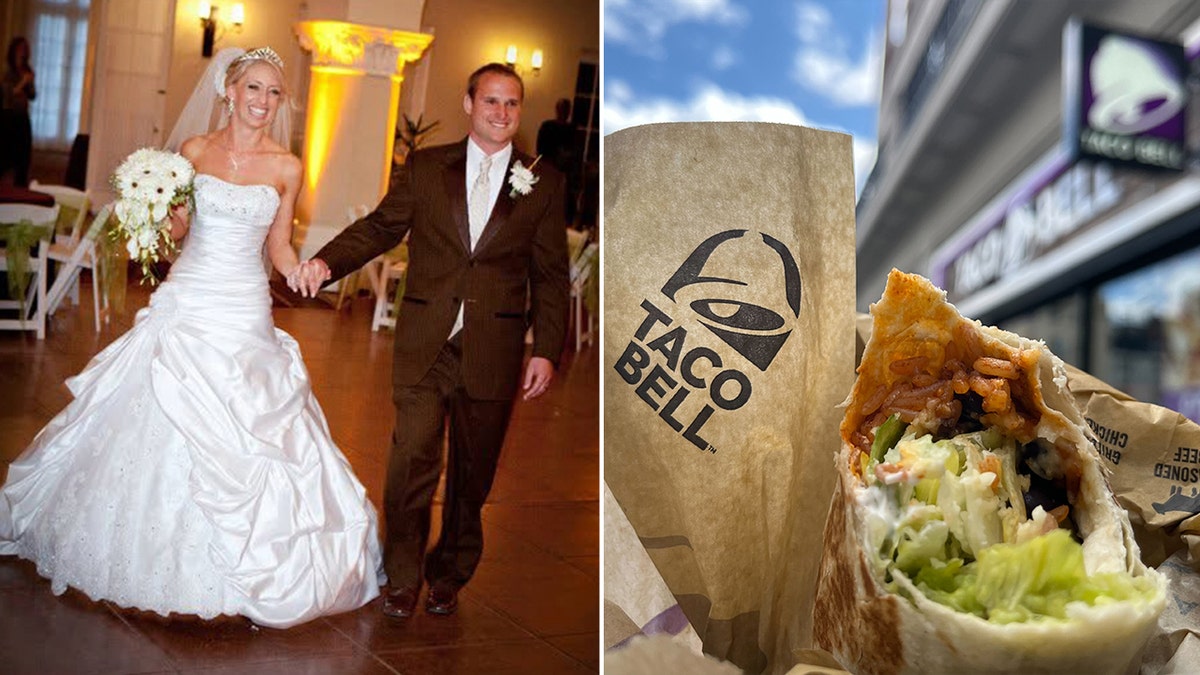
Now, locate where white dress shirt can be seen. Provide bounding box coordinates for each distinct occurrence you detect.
[465,138,513,251]
[451,139,513,338]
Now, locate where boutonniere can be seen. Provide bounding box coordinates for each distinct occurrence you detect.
[508,155,541,198]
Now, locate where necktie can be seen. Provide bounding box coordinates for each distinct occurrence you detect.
[468,154,493,250]
[452,154,494,339]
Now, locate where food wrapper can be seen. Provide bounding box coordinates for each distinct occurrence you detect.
[603,122,856,672]
[1062,363,1200,674]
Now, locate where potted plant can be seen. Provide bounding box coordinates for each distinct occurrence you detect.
[394,113,440,164]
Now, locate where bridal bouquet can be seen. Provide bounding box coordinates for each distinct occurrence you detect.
[110,148,195,284]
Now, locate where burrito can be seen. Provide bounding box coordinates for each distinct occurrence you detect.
[813,270,1166,675]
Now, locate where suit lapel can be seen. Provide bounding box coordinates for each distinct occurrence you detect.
[443,142,470,254]
[473,153,520,256]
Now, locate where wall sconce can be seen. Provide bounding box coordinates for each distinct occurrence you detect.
[198,1,245,58]
[503,45,543,76]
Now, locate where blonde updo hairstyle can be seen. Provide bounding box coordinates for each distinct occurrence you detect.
[220,48,292,150]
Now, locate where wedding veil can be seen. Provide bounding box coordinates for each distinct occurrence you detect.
[163,47,293,152]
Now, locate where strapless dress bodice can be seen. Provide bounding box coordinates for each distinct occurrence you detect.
[173,174,281,277]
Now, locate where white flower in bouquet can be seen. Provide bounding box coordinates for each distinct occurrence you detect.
[507,156,541,198]
[110,148,195,284]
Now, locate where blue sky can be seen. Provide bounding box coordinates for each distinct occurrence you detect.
[603,0,885,195]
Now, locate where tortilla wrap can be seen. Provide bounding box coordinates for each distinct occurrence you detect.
[813,270,1165,675]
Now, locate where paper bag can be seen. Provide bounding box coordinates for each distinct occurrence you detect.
[603,122,856,673]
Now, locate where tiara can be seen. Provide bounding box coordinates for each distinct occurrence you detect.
[233,46,284,70]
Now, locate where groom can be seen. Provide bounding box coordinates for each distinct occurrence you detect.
[296,63,569,617]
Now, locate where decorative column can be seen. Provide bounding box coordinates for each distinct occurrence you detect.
[294,20,433,258]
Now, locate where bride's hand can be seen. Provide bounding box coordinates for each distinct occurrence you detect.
[297,258,331,298]
[167,203,190,240]
[285,265,300,293]
[285,261,307,294]
[287,259,331,298]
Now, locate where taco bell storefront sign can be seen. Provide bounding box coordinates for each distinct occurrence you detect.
[1064,19,1188,170]
[931,158,1124,302]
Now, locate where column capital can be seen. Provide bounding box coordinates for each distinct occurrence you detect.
[295,20,433,79]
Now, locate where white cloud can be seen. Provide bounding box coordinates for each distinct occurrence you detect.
[603,79,878,196]
[604,79,810,133]
[851,136,878,198]
[794,1,834,44]
[711,45,737,71]
[791,1,882,107]
[606,0,748,54]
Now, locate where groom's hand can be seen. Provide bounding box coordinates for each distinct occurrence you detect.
[521,357,555,400]
[296,258,331,298]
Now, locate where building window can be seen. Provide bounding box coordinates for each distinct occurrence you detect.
[1091,245,1200,423]
[27,0,90,151]
[898,0,981,135]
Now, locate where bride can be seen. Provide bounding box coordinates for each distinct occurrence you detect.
[0,47,384,628]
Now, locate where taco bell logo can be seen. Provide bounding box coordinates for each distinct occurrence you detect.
[1088,35,1184,135]
[662,230,802,371]
[613,229,802,454]
[1068,21,1186,170]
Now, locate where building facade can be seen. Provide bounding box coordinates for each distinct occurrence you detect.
[857,0,1200,422]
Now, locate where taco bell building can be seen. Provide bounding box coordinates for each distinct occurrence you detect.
[856,0,1200,423]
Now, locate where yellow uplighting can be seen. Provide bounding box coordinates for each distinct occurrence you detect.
[296,20,432,74]
[307,22,364,66]
[229,3,244,25]
[294,20,433,239]
[505,45,518,65]
[303,70,352,193]
[198,0,211,19]
[531,48,543,70]
[310,65,379,78]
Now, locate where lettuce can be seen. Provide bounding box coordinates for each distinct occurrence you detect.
[864,428,1157,624]
[894,518,950,576]
[915,529,1159,623]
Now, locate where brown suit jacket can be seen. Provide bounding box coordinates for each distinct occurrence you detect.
[315,139,570,400]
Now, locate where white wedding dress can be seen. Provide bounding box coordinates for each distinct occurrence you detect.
[0,174,384,628]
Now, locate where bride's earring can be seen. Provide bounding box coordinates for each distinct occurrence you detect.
[226,98,235,115]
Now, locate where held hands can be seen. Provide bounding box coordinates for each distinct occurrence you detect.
[522,357,555,401]
[287,258,331,298]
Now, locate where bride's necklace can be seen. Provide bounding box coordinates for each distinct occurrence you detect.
[221,141,257,174]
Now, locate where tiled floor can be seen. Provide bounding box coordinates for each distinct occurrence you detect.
[0,278,599,675]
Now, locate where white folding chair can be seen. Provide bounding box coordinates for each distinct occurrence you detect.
[0,203,60,340]
[32,182,99,317]
[566,227,588,264]
[371,242,409,332]
[327,204,412,332]
[31,181,89,241]
[570,241,598,351]
[334,204,375,311]
[46,203,113,332]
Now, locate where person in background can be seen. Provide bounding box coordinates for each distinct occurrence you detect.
[1,37,36,187]
[537,97,579,226]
